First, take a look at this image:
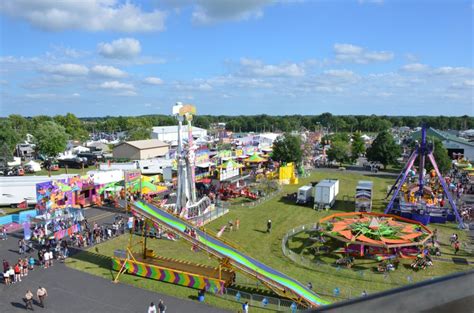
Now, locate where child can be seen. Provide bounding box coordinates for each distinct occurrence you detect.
[29,256,35,271]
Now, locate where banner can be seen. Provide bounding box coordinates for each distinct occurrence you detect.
[23,221,31,240]
[53,224,82,241]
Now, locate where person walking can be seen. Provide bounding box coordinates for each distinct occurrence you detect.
[148,302,157,313]
[235,218,240,231]
[158,299,166,313]
[266,220,272,233]
[242,301,249,313]
[24,290,34,310]
[454,241,460,255]
[36,286,48,308]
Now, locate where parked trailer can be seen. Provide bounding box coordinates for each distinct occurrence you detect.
[0,175,75,207]
[313,179,339,210]
[296,185,313,204]
[355,180,374,212]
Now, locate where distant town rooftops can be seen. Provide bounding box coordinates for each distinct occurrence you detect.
[151,125,206,133]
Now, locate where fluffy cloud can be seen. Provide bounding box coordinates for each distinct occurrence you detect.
[90,65,127,78]
[333,43,394,64]
[43,63,89,76]
[98,38,141,59]
[190,0,272,24]
[239,58,305,77]
[432,66,472,76]
[143,77,164,85]
[99,80,135,90]
[401,63,429,72]
[0,0,166,32]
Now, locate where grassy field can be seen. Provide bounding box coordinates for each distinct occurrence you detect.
[66,169,473,312]
[24,168,86,176]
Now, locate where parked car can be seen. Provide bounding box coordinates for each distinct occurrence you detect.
[58,158,89,169]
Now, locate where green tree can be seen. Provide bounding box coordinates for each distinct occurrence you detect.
[0,119,20,154]
[34,121,69,157]
[272,133,302,165]
[351,132,366,161]
[8,114,30,141]
[327,140,350,166]
[426,139,451,174]
[126,127,151,141]
[54,113,89,141]
[366,131,400,168]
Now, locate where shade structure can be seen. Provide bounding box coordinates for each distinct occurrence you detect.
[245,152,266,163]
[217,159,244,169]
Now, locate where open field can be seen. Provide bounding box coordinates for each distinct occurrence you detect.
[66,169,473,312]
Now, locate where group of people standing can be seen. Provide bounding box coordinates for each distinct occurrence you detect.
[147,300,166,313]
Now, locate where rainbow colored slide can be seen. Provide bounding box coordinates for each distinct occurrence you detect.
[132,200,329,307]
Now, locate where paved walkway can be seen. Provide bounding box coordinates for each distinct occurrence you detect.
[0,207,230,313]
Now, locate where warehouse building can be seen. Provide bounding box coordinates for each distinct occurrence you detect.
[113,139,170,160]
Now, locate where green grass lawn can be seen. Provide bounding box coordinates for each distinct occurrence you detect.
[25,168,86,176]
[66,169,473,312]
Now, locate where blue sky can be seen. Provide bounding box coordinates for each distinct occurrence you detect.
[0,0,472,117]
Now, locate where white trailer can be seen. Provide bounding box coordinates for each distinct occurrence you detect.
[0,175,75,207]
[296,185,313,204]
[313,179,339,210]
[355,180,374,212]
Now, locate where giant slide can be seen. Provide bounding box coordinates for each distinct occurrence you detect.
[132,200,329,307]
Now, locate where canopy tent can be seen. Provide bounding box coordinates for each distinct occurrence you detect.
[245,152,266,163]
[24,160,41,172]
[217,159,244,169]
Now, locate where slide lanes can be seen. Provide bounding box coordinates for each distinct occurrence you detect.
[132,200,329,307]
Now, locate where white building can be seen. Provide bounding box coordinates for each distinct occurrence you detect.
[151,126,207,146]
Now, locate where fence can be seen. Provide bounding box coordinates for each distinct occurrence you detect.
[188,205,229,226]
[215,287,304,312]
[0,209,37,226]
[234,187,283,209]
[281,224,440,301]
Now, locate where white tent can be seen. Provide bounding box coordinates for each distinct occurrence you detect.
[72,146,90,153]
[24,160,41,172]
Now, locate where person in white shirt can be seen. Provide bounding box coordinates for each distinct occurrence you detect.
[148,302,156,313]
[43,251,50,268]
[48,251,54,266]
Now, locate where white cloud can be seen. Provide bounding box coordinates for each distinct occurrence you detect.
[72,93,80,97]
[90,65,127,78]
[401,63,429,72]
[143,77,164,85]
[239,58,305,77]
[432,66,472,76]
[0,0,166,32]
[98,38,141,59]
[43,63,89,76]
[197,83,213,91]
[183,0,272,24]
[333,43,394,64]
[99,81,135,90]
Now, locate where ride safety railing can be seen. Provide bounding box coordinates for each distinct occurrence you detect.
[281,224,447,301]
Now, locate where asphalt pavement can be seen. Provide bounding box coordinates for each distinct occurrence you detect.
[0,206,230,313]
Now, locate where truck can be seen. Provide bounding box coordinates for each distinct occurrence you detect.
[296,185,313,204]
[355,180,374,212]
[313,179,339,210]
